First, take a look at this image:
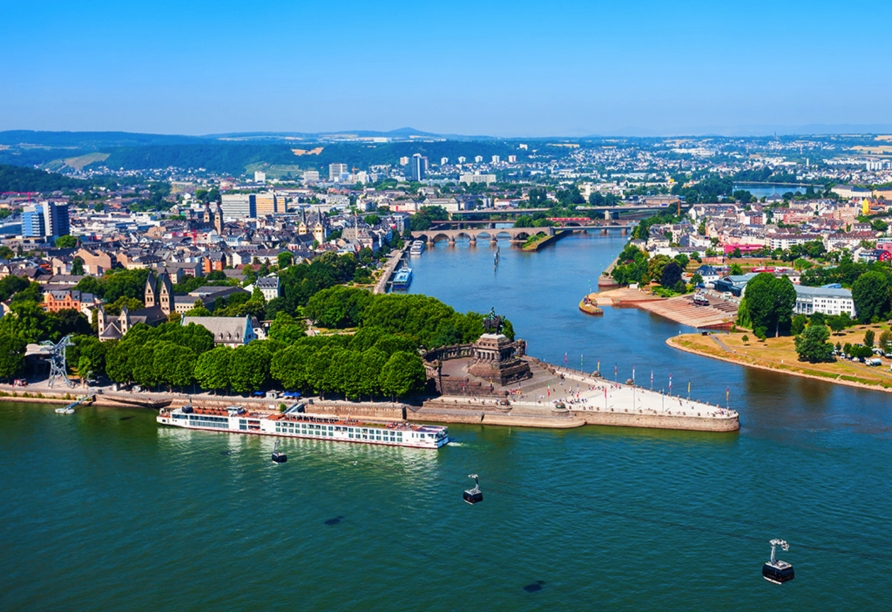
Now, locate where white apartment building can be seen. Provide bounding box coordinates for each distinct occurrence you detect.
[793,285,856,317]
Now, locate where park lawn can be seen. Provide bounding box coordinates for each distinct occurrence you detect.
[671,326,892,389]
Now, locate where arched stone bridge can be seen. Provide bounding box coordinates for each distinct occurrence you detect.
[411,224,634,244]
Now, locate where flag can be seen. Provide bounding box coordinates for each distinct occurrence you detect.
[632,367,636,383]
[650,370,653,384]
[564,352,568,365]
[688,381,691,394]
[614,365,618,377]
[726,387,730,401]
[597,360,600,372]
[669,374,672,391]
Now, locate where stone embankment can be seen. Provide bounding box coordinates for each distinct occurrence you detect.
[415,366,739,433]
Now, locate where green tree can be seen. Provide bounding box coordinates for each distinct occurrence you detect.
[795,324,834,363]
[864,329,875,348]
[0,332,26,380]
[739,273,796,337]
[229,343,271,393]
[153,342,196,390]
[268,311,306,344]
[71,257,85,275]
[380,351,426,398]
[270,343,315,391]
[54,235,78,249]
[729,263,744,275]
[852,271,889,323]
[277,251,293,269]
[306,286,372,329]
[879,330,892,352]
[660,261,683,288]
[194,346,232,393]
[791,314,808,335]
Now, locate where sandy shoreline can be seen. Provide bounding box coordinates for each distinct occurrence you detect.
[667,336,892,394]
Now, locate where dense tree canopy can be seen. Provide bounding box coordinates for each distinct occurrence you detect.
[795,324,834,363]
[851,271,889,323]
[738,273,796,338]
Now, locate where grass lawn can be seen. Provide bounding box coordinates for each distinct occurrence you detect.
[669,324,892,390]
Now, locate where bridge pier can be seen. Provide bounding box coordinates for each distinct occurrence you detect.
[601,228,608,235]
[469,235,477,245]
[622,228,628,235]
[448,236,456,245]
[604,210,613,220]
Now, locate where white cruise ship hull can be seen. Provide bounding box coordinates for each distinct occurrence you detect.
[157,410,448,449]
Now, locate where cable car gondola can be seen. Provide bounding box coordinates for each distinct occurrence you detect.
[463,474,483,504]
[271,440,287,464]
[762,538,794,584]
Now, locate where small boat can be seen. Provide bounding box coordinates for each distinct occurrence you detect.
[271,440,287,463]
[392,266,413,288]
[463,473,483,504]
[762,538,794,584]
[693,293,709,306]
[55,407,75,415]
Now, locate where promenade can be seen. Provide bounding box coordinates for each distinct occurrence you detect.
[422,357,739,432]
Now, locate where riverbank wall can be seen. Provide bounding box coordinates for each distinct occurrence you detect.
[667,335,892,394]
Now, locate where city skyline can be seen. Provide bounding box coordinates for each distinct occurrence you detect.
[2,0,890,137]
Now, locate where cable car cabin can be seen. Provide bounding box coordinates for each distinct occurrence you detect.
[271,441,287,463]
[762,560,794,584]
[464,473,483,504]
[463,488,483,504]
[763,539,794,584]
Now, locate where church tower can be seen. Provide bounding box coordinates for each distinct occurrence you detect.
[158,271,174,315]
[145,272,158,308]
[214,203,224,235]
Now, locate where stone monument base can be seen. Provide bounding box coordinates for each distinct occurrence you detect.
[468,333,532,386]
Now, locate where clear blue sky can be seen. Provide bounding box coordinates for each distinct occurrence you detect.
[1,0,889,136]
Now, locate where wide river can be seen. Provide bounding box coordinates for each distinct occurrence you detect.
[2,233,890,610]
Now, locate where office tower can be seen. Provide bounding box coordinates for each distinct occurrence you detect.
[22,204,46,238]
[410,154,427,181]
[220,194,257,219]
[44,202,70,239]
[255,193,283,216]
[329,163,348,181]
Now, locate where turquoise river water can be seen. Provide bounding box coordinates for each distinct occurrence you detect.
[2,232,890,610]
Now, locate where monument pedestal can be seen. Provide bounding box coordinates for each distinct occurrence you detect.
[468,333,531,386]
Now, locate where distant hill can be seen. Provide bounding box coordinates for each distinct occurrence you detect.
[0,164,89,193]
[0,130,209,148]
[101,140,540,175]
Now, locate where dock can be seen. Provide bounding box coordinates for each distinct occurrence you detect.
[374,244,410,294]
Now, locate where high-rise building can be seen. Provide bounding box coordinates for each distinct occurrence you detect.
[410,154,427,181]
[255,193,283,216]
[23,202,69,240]
[457,156,466,164]
[22,204,46,238]
[44,202,70,240]
[303,170,320,182]
[474,155,483,163]
[508,155,517,163]
[220,194,257,219]
[399,156,409,166]
[254,171,267,183]
[329,163,348,181]
[440,157,449,166]
[491,155,500,164]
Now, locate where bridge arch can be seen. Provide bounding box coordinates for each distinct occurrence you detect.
[430,233,452,243]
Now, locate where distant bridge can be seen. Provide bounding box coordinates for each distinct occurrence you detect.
[411,223,636,244]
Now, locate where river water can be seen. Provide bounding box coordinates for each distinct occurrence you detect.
[2,233,891,610]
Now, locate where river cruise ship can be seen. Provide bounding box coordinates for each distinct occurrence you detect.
[410,240,425,255]
[157,405,449,449]
[392,266,412,288]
